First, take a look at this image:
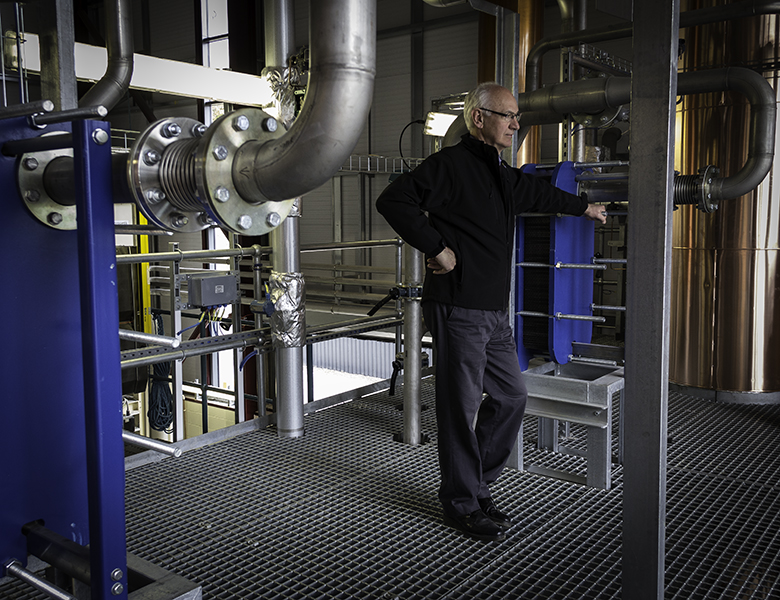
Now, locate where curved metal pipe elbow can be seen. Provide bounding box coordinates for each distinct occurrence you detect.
[715,68,775,201]
[679,67,776,201]
[79,0,134,111]
[233,0,376,203]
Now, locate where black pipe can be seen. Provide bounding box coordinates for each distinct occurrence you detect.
[79,0,134,111]
[22,521,92,586]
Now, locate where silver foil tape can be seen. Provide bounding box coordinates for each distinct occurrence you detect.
[268,271,305,347]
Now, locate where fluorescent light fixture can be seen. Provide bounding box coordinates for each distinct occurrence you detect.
[424,111,458,137]
[8,32,275,108]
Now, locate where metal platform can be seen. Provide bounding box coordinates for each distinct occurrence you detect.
[4,382,780,599]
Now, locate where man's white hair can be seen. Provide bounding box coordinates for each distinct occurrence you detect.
[463,82,505,134]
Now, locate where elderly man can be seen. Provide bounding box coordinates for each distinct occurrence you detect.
[377,82,606,541]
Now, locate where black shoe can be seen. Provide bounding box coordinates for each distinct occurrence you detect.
[443,509,506,542]
[478,497,513,529]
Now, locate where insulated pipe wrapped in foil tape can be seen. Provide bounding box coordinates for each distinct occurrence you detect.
[268,271,306,348]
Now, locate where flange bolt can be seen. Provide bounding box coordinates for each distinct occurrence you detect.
[162,122,182,138]
[144,150,161,166]
[266,212,281,228]
[146,189,166,204]
[233,115,250,131]
[25,189,41,203]
[237,214,253,230]
[22,157,39,171]
[214,186,230,203]
[47,212,63,225]
[262,117,278,133]
[213,145,229,161]
[192,124,208,137]
[171,214,189,228]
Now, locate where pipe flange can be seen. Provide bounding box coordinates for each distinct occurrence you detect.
[128,117,211,233]
[697,164,720,213]
[17,132,75,230]
[572,104,623,128]
[196,107,294,235]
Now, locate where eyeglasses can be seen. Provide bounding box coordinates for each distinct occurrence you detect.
[479,107,520,122]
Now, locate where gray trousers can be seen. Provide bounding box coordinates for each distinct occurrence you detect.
[423,301,527,517]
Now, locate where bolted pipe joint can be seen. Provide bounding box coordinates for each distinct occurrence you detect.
[673,165,720,213]
[127,111,294,235]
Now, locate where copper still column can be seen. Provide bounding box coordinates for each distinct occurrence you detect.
[671,1,780,400]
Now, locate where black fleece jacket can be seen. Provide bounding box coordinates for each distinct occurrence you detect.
[376,134,588,311]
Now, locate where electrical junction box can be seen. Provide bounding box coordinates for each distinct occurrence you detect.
[186,273,239,308]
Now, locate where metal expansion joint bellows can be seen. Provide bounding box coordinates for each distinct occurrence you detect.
[127,109,294,235]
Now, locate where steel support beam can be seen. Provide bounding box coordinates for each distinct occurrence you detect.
[39,0,78,110]
[622,2,679,598]
[73,120,128,599]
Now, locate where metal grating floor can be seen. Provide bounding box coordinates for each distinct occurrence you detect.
[4,383,780,599]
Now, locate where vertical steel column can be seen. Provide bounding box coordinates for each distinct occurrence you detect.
[622,2,679,598]
[252,246,267,417]
[232,235,246,423]
[73,120,128,599]
[39,0,77,110]
[395,240,403,356]
[169,242,185,441]
[272,203,305,438]
[411,1,424,159]
[200,321,209,434]
[402,244,424,445]
[494,7,520,166]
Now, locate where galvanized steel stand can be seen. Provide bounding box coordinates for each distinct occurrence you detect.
[401,245,425,445]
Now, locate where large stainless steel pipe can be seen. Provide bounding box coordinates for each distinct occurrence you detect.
[516,68,776,202]
[264,0,295,68]
[264,0,305,439]
[79,0,134,111]
[233,0,376,202]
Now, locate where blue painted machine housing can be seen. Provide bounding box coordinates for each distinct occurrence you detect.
[0,118,92,568]
[515,161,595,368]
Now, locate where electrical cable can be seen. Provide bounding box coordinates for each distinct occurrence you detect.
[148,313,174,433]
[240,349,257,371]
[399,119,425,172]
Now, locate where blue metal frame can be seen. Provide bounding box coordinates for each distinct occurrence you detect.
[515,161,594,368]
[0,119,128,599]
[73,120,128,599]
[0,119,91,571]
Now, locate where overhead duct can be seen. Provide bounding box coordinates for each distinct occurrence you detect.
[79,0,134,111]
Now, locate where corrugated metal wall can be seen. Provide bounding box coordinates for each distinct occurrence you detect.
[310,336,432,380]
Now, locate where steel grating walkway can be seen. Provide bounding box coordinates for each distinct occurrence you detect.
[4,383,780,599]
